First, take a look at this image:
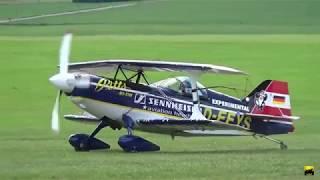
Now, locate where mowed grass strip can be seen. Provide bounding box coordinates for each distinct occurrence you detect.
[0,1,123,19]
[0,35,319,179]
[0,0,319,35]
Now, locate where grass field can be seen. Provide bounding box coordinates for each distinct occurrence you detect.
[0,0,319,179]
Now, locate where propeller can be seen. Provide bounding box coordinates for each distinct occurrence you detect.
[50,33,73,133]
[51,90,62,133]
[59,33,72,74]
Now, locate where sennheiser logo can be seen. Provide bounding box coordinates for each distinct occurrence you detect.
[134,94,146,105]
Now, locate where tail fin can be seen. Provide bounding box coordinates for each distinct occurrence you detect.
[245,80,292,117]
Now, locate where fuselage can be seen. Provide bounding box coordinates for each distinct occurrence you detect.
[65,74,293,136]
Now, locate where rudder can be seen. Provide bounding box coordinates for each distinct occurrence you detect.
[245,80,292,117]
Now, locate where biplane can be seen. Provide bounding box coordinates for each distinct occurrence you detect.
[49,34,299,152]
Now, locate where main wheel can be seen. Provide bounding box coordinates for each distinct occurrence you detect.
[69,134,90,151]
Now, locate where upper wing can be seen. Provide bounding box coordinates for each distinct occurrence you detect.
[68,59,247,75]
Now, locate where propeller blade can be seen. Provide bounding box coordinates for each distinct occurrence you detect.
[51,90,62,133]
[59,33,72,74]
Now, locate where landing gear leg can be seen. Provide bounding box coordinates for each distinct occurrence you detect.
[257,135,288,150]
[118,114,160,152]
[69,119,111,151]
[89,120,109,139]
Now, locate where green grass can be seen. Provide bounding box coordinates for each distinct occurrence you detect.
[0,0,320,179]
[0,35,319,180]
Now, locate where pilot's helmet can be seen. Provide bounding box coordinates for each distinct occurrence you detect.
[180,80,192,95]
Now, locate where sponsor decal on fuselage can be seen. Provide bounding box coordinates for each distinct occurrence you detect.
[95,78,127,92]
[211,99,249,112]
[133,94,251,129]
[134,94,192,116]
[255,90,267,109]
[134,94,146,104]
[147,97,192,112]
[203,107,252,129]
[119,91,133,97]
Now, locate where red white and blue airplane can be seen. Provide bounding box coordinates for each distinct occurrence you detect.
[49,34,299,152]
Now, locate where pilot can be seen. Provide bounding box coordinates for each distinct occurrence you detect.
[179,79,192,96]
[178,78,208,99]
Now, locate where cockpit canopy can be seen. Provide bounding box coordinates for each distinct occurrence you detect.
[151,76,207,97]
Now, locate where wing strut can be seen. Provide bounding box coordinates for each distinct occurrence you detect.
[113,65,149,85]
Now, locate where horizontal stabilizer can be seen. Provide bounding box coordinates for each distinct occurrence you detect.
[246,113,300,121]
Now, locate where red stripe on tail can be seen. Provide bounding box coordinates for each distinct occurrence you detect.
[266,80,289,94]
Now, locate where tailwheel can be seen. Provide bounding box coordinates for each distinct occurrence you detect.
[258,135,288,150]
[280,142,288,150]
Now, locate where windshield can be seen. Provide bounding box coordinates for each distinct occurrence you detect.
[151,76,207,97]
